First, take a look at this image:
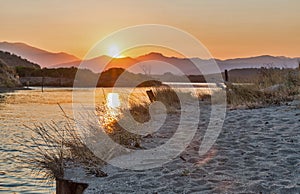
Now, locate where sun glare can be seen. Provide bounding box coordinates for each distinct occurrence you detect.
[108,45,124,58]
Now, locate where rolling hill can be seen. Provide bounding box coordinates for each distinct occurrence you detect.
[52,55,138,73]
[217,55,300,71]
[0,59,21,88]
[0,42,79,68]
[0,50,41,88]
[0,50,40,69]
[54,52,300,75]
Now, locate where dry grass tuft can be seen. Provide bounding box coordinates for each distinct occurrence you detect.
[152,86,181,109]
[16,105,107,181]
[128,101,151,123]
[124,86,196,124]
[96,105,142,149]
[106,118,142,148]
[20,122,66,180]
[226,68,300,108]
[256,68,300,88]
[226,85,267,108]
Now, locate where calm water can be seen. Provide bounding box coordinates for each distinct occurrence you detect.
[0,88,76,193]
[0,86,211,193]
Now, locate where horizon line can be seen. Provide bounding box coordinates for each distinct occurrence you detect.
[1,41,300,61]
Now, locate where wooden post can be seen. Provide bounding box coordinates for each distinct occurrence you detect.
[41,76,44,92]
[41,69,44,92]
[146,90,155,102]
[56,178,88,194]
[224,69,229,82]
[26,80,29,89]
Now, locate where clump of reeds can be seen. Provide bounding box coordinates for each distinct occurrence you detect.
[16,105,107,181]
[20,122,66,180]
[226,84,296,108]
[96,105,142,149]
[106,117,142,148]
[152,86,197,110]
[125,86,197,122]
[128,101,151,123]
[257,68,299,88]
[152,86,181,109]
[226,68,300,108]
[226,84,266,108]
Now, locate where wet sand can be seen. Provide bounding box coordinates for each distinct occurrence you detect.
[65,101,300,193]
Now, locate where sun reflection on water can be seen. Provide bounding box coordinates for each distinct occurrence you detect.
[106,93,121,109]
[97,93,122,134]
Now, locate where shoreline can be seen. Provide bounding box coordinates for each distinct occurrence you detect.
[63,103,300,193]
[0,86,32,94]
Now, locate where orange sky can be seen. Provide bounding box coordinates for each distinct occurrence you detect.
[0,0,299,59]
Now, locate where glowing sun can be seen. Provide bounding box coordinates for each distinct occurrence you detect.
[108,45,124,58]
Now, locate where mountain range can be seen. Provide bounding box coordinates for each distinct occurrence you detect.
[0,41,299,75]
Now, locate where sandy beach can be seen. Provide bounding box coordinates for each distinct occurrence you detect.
[62,100,300,194]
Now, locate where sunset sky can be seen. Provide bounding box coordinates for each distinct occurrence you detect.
[1,0,299,59]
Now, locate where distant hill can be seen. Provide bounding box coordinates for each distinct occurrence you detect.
[0,50,40,69]
[52,55,140,73]
[217,55,300,71]
[0,42,79,68]
[0,59,21,88]
[0,50,40,88]
[54,52,300,75]
[54,52,214,74]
